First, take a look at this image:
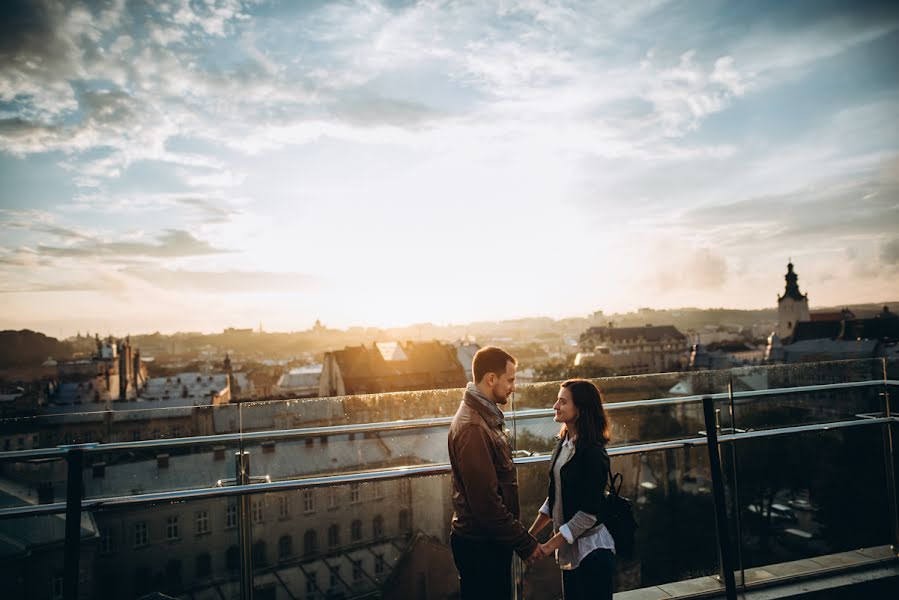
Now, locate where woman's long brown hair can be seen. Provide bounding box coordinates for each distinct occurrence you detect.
[558,378,611,447]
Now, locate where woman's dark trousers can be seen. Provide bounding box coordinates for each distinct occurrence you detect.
[561,548,615,600]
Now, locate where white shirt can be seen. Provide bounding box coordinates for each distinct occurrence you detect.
[539,437,615,569]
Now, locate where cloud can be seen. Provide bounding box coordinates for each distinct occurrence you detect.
[881,238,899,265]
[36,229,228,259]
[120,267,320,293]
[650,245,729,292]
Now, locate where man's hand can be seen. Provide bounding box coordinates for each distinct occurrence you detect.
[526,544,547,565]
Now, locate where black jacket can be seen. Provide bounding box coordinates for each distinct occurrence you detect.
[546,438,610,525]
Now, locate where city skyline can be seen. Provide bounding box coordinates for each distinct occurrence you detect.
[2,1,898,337]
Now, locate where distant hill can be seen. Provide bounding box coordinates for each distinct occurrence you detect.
[0,330,74,368]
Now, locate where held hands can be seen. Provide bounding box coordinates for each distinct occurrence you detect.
[525,543,552,565]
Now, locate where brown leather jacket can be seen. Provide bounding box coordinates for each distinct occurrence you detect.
[448,390,538,559]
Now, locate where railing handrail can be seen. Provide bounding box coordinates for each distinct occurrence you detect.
[2,378,895,462]
[1,415,895,521]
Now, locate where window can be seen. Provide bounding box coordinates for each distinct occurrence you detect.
[351,519,362,541]
[399,509,410,532]
[165,559,182,586]
[226,546,240,571]
[330,565,342,589]
[349,483,360,503]
[306,573,318,596]
[196,553,212,578]
[252,540,268,566]
[252,498,264,523]
[303,490,314,513]
[51,577,63,600]
[327,489,337,509]
[352,559,363,582]
[134,567,152,596]
[304,529,318,555]
[372,515,383,539]
[279,534,293,559]
[278,495,289,519]
[226,503,237,528]
[133,522,148,547]
[195,510,209,534]
[99,527,114,554]
[372,481,384,499]
[375,553,385,575]
[328,524,340,548]
[166,515,180,540]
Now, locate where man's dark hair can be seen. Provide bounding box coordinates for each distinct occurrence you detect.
[472,346,517,384]
[559,379,612,446]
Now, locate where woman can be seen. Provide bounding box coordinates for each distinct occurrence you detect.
[528,379,615,600]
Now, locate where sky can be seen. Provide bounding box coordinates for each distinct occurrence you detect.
[1,0,898,337]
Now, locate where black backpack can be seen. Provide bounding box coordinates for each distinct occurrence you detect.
[604,471,638,559]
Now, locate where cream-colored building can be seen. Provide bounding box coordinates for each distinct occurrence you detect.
[776,262,810,340]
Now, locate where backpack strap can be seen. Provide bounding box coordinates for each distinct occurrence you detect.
[608,472,623,497]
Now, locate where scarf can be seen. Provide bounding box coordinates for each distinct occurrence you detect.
[464,382,505,427]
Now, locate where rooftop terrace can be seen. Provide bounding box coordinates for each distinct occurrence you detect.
[1,358,898,599]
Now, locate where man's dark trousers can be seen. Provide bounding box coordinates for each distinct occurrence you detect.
[451,532,512,600]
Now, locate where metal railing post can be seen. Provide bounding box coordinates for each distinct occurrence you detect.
[236,450,254,600]
[63,448,84,600]
[702,397,737,600]
[882,359,899,554]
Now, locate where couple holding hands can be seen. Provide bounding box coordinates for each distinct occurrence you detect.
[448,346,615,600]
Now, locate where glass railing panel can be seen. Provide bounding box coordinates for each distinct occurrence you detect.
[727,360,886,432]
[0,455,67,509]
[88,497,242,599]
[75,403,242,500]
[0,513,70,598]
[886,357,899,385]
[731,425,892,572]
[518,447,724,596]
[249,474,456,599]
[6,397,242,449]
[514,370,733,449]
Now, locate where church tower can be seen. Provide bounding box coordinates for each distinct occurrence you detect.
[777,261,809,339]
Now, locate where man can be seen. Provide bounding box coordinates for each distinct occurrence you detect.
[448,346,541,599]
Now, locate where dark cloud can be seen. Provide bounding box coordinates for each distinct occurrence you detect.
[37,229,229,259]
[678,175,899,247]
[735,0,899,31]
[0,0,68,68]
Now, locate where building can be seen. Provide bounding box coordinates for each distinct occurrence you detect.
[0,411,453,600]
[782,305,899,363]
[52,335,147,405]
[273,364,322,398]
[577,324,688,375]
[776,262,810,339]
[319,341,468,397]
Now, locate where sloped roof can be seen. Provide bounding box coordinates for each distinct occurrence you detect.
[582,325,685,343]
[791,321,841,342]
[326,341,467,394]
[791,317,899,343]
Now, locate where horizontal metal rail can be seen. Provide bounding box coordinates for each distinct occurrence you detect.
[2,379,895,463]
[2,415,895,521]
